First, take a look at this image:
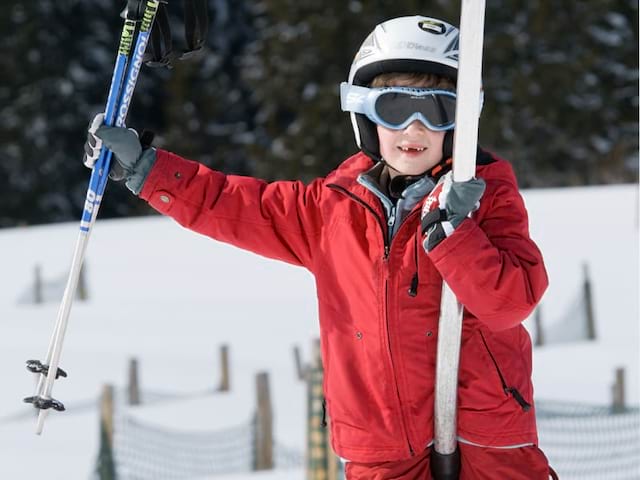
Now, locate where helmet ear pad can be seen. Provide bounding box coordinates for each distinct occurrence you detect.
[443,130,454,160]
[355,114,382,161]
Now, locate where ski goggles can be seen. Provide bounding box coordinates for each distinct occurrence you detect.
[340,83,457,131]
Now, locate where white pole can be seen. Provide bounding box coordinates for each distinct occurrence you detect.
[34,231,91,434]
[433,0,486,464]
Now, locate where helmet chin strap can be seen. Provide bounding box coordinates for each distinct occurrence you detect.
[381,157,453,199]
[387,172,425,199]
[379,158,402,174]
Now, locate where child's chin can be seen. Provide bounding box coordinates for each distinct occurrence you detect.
[396,163,429,176]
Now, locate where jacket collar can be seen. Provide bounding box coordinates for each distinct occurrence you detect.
[358,163,435,237]
[326,151,435,220]
[325,152,375,192]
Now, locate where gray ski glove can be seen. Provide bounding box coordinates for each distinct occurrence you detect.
[420,171,486,252]
[83,113,157,195]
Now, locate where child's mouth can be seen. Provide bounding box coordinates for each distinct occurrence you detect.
[398,146,426,153]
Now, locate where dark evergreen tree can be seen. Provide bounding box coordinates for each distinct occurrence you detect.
[480,0,639,187]
[150,0,257,176]
[239,0,638,185]
[240,0,438,181]
[0,0,257,226]
[0,0,637,227]
[0,0,158,226]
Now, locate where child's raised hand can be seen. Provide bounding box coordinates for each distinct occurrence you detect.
[82,114,157,195]
[420,172,486,252]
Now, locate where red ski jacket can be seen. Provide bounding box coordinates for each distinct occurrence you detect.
[140,150,548,463]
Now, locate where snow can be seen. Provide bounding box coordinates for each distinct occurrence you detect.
[0,183,637,479]
[524,185,639,405]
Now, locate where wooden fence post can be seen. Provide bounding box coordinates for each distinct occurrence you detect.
[293,345,307,381]
[128,357,140,406]
[254,372,273,470]
[583,263,596,340]
[96,384,116,480]
[533,306,544,347]
[306,338,341,480]
[612,367,626,413]
[219,344,230,392]
[34,264,43,304]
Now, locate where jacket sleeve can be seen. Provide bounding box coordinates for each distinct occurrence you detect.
[139,149,323,269]
[427,164,548,331]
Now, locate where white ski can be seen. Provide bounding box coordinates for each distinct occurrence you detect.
[432,0,486,476]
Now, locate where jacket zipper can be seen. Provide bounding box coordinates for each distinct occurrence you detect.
[408,231,420,297]
[383,259,415,456]
[328,183,415,456]
[327,184,390,255]
[478,331,532,411]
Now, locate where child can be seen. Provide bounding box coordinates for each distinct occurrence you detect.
[85,15,554,480]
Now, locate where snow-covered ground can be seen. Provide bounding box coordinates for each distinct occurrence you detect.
[525,185,639,404]
[0,183,637,479]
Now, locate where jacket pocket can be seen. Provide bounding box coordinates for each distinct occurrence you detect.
[478,331,532,412]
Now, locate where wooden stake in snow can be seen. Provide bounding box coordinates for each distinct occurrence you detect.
[254,372,273,470]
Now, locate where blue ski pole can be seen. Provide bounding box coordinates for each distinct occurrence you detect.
[24,0,161,435]
[93,0,162,219]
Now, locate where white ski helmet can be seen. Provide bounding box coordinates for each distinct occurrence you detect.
[344,15,478,161]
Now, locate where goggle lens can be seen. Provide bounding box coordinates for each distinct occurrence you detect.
[374,90,456,129]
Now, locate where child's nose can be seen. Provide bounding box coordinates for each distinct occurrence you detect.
[404,119,429,133]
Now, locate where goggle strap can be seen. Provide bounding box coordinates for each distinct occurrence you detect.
[340,83,370,114]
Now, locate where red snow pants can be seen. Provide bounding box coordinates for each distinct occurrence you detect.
[344,443,553,479]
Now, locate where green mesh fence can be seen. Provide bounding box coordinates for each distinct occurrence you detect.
[537,401,640,480]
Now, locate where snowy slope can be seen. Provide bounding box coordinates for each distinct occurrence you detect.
[0,183,637,479]
[524,185,639,405]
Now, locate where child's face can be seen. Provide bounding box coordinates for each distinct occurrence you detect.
[377,121,446,178]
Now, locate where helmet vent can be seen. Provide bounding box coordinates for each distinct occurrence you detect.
[418,20,446,35]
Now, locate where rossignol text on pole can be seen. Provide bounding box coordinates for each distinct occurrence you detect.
[23,0,161,435]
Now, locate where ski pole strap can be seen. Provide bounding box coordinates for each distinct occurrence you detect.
[146,1,173,68]
[144,0,208,68]
[126,0,146,21]
[140,129,156,149]
[182,0,208,57]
